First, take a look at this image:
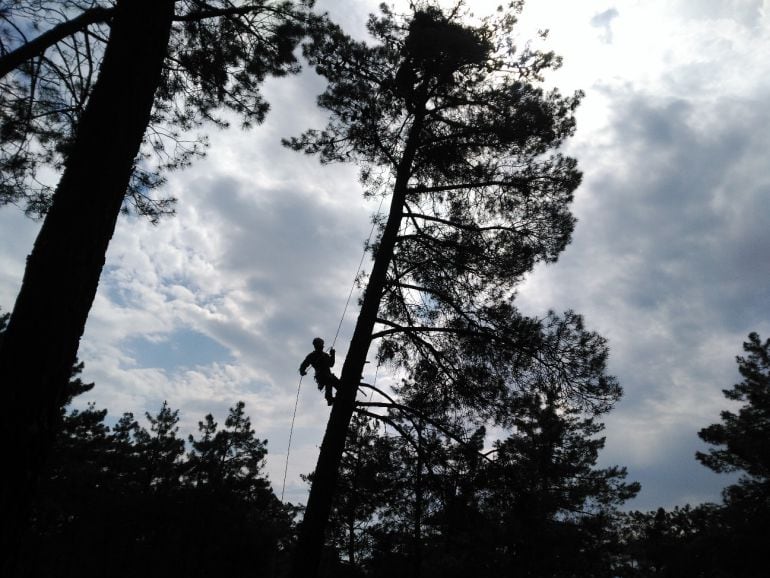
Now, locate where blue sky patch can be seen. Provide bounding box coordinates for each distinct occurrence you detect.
[126,329,233,370]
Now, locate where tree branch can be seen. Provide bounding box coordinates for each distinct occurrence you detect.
[353,409,421,455]
[173,5,264,22]
[407,178,535,195]
[371,320,465,340]
[0,7,113,79]
[404,211,516,234]
[384,281,474,326]
[356,397,495,465]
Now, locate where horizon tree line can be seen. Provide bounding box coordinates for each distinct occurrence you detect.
[3,311,765,577]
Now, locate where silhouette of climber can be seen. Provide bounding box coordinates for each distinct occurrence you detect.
[299,337,340,406]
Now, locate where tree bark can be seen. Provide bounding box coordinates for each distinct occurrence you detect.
[0,0,175,573]
[291,112,425,578]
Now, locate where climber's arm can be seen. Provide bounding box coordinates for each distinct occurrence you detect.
[299,355,312,376]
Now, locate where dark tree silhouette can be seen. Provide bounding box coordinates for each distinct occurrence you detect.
[694,332,770,576]
[326,414,392,568]
[1,2,177,566]
[24,390,292,578]
[320,379,636,577]
[366,416,491,578]
[285,4,591,575]
[185,401,272,496]
[616,334,770,577]
[1,0,309,217]
[697,332,770,497]
[618,505,729,577]
[481,393,639,577]
[0,1,309,565]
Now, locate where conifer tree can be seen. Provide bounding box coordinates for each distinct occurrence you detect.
[325,414,392,568]
[616,334,770,577]
[186,400,272,497]
[0,2,311,561]
[25,393,292,577]
[693,332,770,576]
[482,392,639,577]
[286,4,599,574]
[697,332,770,499]
[342,385,636,577]
[132,401,185,490]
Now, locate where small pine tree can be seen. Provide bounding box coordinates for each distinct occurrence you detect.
[697,332,770,499]
[693,332,770,576]
[485,393,639,577]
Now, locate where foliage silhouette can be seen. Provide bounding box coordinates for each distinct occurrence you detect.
[23,375,293,577]
[0,1,313,563]
[286,3,600,574]
[316,385,638,577]
[697,332,770,494]
[618,333,770,577]
[1,0,309,218]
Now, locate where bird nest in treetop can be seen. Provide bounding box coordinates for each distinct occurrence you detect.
[395,8,492,102]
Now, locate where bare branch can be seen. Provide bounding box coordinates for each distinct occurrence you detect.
[172,3,301,23]
[356,396,495,465]
[0,6,113,79]
[353,408,421,454]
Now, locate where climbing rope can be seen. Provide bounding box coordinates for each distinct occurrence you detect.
[331,194,387,350]
[280,374,303,502]
[281,195,388,503]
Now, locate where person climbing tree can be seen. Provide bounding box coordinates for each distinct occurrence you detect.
[299,338,340,406]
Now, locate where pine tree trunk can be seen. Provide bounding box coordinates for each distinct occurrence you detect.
[413,421,423,578]
[0,0,175,573]
[291,113,425,578]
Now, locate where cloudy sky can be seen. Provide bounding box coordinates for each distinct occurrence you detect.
[2,0,769,509]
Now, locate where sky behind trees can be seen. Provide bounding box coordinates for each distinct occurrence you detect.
[1,0,769,509]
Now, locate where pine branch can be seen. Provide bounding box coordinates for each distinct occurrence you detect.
[0,6,113,79]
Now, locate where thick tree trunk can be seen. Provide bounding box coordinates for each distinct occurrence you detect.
[0,0,175,573]
[291,113,425,578]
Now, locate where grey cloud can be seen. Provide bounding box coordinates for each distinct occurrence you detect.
[518,81,770,508]
[590,8,619,44]
[0,210,40,308]
[171,160,373,386]
[588,92,770,331]
[675,0,765,29]
[617,444,739,512]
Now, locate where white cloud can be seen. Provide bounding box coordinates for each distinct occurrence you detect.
[515,0,770,508]
[1,0,768,509]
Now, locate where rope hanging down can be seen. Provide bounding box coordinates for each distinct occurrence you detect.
[280,194,388,503]
[280,374,303,502]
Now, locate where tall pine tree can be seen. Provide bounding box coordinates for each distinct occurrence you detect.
[286,4,592,574]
